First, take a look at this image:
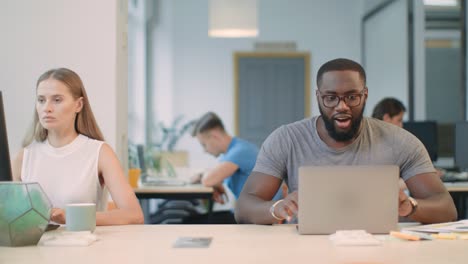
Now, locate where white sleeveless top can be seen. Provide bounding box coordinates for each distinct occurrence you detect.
[21,134,107,211]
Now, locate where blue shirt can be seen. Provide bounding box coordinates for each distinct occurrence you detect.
[219,137,283,200]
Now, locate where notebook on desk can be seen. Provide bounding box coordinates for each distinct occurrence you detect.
[297,165,399,235]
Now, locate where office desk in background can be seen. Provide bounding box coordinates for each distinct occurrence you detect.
[2,225,468,264]
[133,182,468,223]
[445,182,468,219]
[135,184,214,223]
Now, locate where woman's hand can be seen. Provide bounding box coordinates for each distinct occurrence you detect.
[50,208,66,224]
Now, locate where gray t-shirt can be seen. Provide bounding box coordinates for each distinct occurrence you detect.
[253,116,435,192]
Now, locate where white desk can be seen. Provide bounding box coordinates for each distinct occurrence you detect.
[445,182,468,219]
[1,225,468,264]
[445,182,468,192]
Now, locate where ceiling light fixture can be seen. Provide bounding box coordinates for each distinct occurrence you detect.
[209,0,258,38]
[423,0,458,7]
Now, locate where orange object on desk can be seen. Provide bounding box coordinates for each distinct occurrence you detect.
[128,168,141,188]
[390,231,421,241]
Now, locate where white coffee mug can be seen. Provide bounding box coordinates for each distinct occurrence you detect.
[65,203,96,232]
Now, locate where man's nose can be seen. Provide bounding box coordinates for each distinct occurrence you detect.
[335,98,350,111]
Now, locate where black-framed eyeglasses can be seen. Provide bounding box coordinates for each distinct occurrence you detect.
[318,89,366,108]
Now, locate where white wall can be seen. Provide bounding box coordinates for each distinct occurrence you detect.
[153,0,363,167]
[1,0,127,162]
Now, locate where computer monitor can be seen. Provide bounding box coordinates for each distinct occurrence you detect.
[0,91,13,181]
[136,144,147,173]
[455,122,468,171]
[403,121,438,161]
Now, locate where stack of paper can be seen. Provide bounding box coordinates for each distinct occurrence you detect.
[403,220,468,233]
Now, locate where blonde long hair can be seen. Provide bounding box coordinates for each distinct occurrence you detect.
[23,68,104,146]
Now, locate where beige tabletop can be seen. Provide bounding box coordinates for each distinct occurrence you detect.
[1,224,468,264]
[444,182,468,192]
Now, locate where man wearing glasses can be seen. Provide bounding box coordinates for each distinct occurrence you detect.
[235,58,456,225]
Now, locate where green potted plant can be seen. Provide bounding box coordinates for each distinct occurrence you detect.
[148,115,196,177]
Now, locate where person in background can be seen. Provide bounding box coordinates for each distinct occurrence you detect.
[372,97,406,128]
[373,97,444,179]
[12,68,143,225]
[372,97,409,190]
[191,112,282,223]
[235,58,456,225]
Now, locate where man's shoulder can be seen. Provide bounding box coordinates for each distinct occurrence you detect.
[279,117,316,134]
[365,117,405,134]
[364,117,416,142]
[286,116,316,128]
[261,117,316,147]
[230,138,258,153]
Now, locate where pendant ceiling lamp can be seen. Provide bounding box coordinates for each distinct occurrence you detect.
[209,0,258,38]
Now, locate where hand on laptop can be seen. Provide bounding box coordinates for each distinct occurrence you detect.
[272,191,298,222]
[189,168,210,184]
[398,189,413,217]
[189,172,203,184]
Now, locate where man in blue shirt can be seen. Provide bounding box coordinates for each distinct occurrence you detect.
[191,112,283,223]
[192,112,259,201]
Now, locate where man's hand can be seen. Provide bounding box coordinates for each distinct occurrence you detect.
[189,171,203,184]
[273,191,298,222]
[398,189,413,217]
[213,185,228,204]
[50,208,66,224]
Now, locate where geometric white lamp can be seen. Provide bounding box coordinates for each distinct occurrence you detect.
[209,0,258,38]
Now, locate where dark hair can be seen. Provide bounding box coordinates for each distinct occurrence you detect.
[191,112,225,136]
[372,97,406,120]
[316,58,366,88]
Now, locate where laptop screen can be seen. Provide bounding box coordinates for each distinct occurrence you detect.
[0,91,13,181]
[298,165,399,234]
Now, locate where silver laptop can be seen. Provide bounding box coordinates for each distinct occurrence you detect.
[298,165,399,235]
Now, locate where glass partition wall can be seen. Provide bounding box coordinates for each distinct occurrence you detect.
[425,1,464,165]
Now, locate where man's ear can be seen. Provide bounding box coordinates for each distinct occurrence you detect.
[315,89,321,103]
[210,129,222,140]
[383,113,391,122]
[316,89,321,97]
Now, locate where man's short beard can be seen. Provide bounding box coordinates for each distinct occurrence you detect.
[319,104,365,142]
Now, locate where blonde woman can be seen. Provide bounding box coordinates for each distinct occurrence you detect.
[12,68,143,225]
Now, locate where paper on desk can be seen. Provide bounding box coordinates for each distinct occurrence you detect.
[40,231,99,247]
[403,220,468,233]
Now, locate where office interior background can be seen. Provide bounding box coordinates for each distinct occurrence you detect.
[1,0,466,172]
